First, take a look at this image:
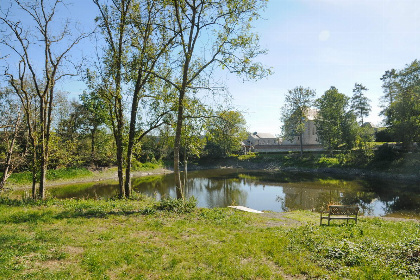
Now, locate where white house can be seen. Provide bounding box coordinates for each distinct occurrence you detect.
[280,108,320,146]
[242,109,323,153]
[245,132,279,146]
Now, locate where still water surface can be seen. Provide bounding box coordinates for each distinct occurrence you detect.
[49,169,420,217]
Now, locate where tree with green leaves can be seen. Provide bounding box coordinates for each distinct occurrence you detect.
[156,0,271,197]
[79,91,109,166]
[93,0,176,197]
[351,83,371,125]
[385,60,420,150]
[205,111,248,158]
[281,86,316,156]
[315,87,358,152]
[380,69,398,119]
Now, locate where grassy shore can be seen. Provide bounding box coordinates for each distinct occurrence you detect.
[194,151,420,181]
[2,163,169,190]
[0,197,419,279]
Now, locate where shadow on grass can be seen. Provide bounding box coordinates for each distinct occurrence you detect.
[0,197,158,224]
[2,207,157,224]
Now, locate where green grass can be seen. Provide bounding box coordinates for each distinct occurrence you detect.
[6,168,93,185]
[0,197,419,279]
[46,168,92,181]
[132,160,163,171]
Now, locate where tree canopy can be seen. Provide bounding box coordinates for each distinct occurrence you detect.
[281,86,316,155]
[315,87,358,152]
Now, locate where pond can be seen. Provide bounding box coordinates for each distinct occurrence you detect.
[47,169,420,217]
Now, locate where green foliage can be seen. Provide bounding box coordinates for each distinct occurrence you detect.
[205,111,248,157]
[318,155,340,167]
[315,87,359,151]
[381,60,420,150]
[351,83,371,125]
[131,159,162,171]
[154,197,197,214]
[7,171,33,185]
[237,152,257,161]
[376,128,395,142]
[46,168,92,181]
[7,168,93,185]
[281,86,316,150]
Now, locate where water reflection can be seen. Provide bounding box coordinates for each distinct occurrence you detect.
[48,169,420,217]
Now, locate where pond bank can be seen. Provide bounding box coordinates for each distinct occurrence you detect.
[189,157,420,183]
[5,163,419,193]
[5,167,174,191]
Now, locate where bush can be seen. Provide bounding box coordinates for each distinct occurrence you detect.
[374,143,402,162]
[317,156,340,167]
[46,168,92,181]
[132,159,162,171]
[155,197,197,213]
[237,152,257,161]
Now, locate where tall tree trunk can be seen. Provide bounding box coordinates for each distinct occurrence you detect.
[116,129,125,198]
[39,158,46,199]
[174,91,185,199]
[31,157,37,199]
[183,145,187,187]
[39,100,46,199]
[124,85,142,198]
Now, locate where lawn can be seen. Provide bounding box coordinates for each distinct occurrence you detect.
[0,197,419,279]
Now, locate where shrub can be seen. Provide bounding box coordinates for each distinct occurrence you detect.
[374,143,402,162]
[155,197,197,213]
[237,152,257,161]
[132,159,162,171]
[317,156,339,167]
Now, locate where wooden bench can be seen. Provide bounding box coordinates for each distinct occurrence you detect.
[320,205,359,225]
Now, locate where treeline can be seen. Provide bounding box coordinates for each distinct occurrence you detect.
[0,0,269,198]
[282,59,420,157]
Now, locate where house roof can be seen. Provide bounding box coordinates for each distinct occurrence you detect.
[250,132,277,139]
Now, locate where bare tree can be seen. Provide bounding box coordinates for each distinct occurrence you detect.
[1,0,88,199]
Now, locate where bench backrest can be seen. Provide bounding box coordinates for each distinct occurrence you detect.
[328,205,359,215]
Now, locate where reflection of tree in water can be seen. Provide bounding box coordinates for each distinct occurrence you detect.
[366,180,420,215]
[132,174,176,199]
[50,181,119,199]
[199,177,248,208]
[61,169,420,216]
[281,187,325,211]
[131,171,249,208]
[277,179,386,215]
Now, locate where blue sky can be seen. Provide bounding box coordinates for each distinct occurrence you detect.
[230,0,420,135]
[2,0,419,136]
